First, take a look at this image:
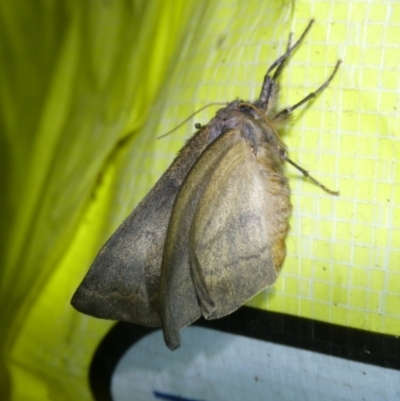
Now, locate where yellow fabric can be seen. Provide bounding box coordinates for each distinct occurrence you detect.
[0,0,399,400]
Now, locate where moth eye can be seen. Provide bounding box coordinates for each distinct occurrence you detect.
[240,105,251,113]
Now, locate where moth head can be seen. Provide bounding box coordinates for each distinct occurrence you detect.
[238,101,287,150]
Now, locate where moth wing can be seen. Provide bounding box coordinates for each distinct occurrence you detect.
[159,129,244,349]
[71,127,214,327]
[71,184,174,326]
[190,135,282,320]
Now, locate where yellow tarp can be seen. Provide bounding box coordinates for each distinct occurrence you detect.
[0,0,399,400]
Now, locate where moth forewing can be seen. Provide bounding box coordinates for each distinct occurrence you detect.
[159,129,244,350]
[188,138,258,318]
[190,120,291,321]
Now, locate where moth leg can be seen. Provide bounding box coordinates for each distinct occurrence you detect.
[257,20,315,111]
[273,60,341,120]
[276,59,341,195]
[282,152,339,196]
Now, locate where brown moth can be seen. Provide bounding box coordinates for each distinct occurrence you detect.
[71,20,340,350]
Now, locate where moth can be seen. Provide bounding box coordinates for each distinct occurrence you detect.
[71,20,340,350]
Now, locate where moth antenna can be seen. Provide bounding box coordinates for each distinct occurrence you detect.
[274,60,341,120]
[258,19,315,110]
[157,103,227,139]
[283,153,339,196]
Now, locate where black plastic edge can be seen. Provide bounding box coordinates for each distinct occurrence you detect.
[89,307,400,401]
